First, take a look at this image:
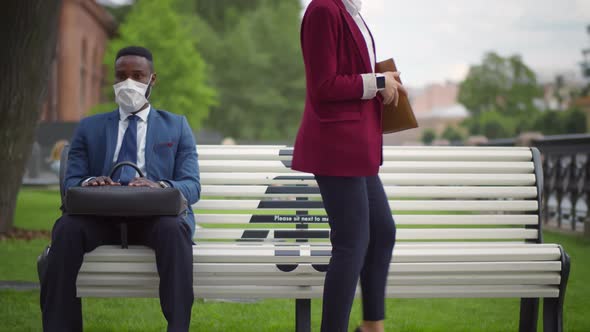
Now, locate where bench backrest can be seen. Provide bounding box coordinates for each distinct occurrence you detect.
[195,145,544,244]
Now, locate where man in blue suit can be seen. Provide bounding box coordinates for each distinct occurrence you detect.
[40,46,200,332]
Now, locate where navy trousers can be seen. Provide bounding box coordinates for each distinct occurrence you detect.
[40,214,194,332]
[315,175,397,332]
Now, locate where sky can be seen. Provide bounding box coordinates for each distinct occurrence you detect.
[301,0,590,87]
[100,0,590,87]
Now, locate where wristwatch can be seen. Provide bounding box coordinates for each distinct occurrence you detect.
[158,181,170,188]
[376,74,386,91]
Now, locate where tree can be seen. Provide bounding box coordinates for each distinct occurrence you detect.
[441,126,466,143]
[463,110,516,139]
[533,108,587,135]
[94,0,216,130]
[176,0,265,32]
[200,0,305,141]
[562,108,587,134]
[421,129,437,145]
[458,52,542,117]
[112,0,306,141]
[103,4,133,23]
[0,0,62,233]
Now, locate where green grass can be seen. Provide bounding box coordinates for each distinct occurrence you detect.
[0,239,47,282]
[13,188,62,231]
[1,189,589,331]
[0,291,530,332]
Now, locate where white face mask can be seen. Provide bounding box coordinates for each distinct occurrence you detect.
[113,75,152,114]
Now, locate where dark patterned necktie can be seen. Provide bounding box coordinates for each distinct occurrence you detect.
[112,115,138,185]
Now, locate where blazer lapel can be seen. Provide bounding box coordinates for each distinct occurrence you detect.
[334,0,372,72]
[103,110,119,175]
[145,108,162,178]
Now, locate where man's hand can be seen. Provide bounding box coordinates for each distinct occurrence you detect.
[379,71,408,106]
[83,176,120,187]
[129,177,161,188]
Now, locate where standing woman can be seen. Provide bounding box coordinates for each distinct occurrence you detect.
[292,0,406,331]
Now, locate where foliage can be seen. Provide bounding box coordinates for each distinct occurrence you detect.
[532,108,587,135]
[94,0,217,130]
[462,110,516,139]
[421,129,437,145]
[99,0,305,141]
[458,52,542,117]
[441,126,466,143]
[102,4,132,23]
[194,0,305,141]
[458,52,588,138]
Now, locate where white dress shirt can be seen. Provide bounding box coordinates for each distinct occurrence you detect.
[112,105,150,178]
[342,0,380,100]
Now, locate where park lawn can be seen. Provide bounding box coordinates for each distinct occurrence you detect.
[0,290,529,332]
[13,188,62,231]
[1,188,589,331]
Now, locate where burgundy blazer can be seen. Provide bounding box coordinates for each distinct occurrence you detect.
[291,0,384,177]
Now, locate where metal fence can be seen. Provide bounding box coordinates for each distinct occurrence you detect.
[485,134,590,233]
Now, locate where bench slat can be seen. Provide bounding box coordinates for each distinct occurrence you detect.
[199,160,535,174]
[198,145,532,150]
[193,247,559,263]
[77,273,560,287]
[201,186,538,199]
[199,173,536,186]
[82,246,560,265]
[194,199,538,212]
[196,214,539,225]
[77,285,559,299]
[80,261,562,275]
[84,243,559,262]
[193,228,539,241]
[197,147,533,162]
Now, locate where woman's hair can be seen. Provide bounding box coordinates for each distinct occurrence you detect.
[49,140,69,161]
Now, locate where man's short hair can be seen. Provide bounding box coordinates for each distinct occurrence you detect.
[115,46,154,68]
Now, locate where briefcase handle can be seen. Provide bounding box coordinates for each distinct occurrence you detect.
[108,161,145,179]
[107,162,145,249]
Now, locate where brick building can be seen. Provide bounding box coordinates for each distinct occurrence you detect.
[40,0,116,123]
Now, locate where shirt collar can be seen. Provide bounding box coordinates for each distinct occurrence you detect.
[119,104,151,122]
[342,0,362,16]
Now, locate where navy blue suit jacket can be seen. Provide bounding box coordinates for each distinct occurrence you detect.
[64,109,201,235]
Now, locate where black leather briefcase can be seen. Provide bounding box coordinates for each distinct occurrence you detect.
[64,162,187,217]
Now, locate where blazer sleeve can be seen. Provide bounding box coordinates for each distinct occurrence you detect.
[64,119,91,191]
[165,116,201,205]
[302,4,364,103]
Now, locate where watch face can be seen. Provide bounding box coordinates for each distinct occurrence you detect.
[377,76,386,89]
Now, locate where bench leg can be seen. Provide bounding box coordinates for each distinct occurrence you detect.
[543,298,563,332]
[519,298,539,332]
[295,299,311,332]
[543,247,571,332]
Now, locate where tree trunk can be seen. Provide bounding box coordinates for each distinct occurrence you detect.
[0,1,62,233]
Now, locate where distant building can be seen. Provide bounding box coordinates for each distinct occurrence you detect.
[539,72,585,111]
[410,82,459,116]
[385,82,470,145]
[40,0,116,123]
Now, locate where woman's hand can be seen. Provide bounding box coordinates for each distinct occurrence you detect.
[379,71,408,106]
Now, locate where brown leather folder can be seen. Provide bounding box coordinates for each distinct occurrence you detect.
[376,58,418,134]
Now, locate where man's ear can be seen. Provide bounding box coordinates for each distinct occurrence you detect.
[150,73,157,86]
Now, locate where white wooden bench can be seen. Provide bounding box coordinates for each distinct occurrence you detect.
[72,145,570,332]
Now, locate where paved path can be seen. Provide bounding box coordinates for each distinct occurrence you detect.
[0,281,39,291]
